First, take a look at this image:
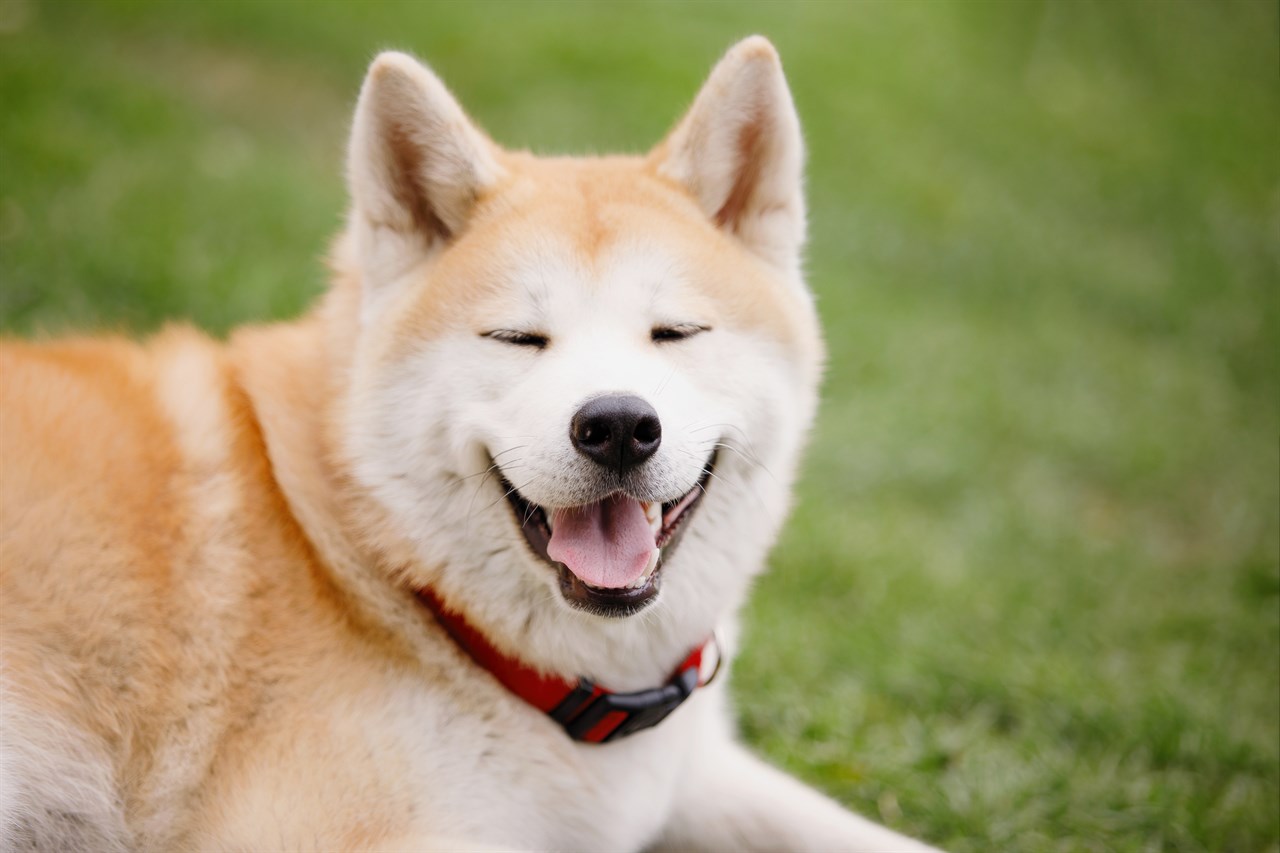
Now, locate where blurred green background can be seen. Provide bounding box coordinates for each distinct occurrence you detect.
[1,0,1276,850]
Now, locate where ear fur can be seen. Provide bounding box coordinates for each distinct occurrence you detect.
[651,36,806,271]
[346,52,504,294]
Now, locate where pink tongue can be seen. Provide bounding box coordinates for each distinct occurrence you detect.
[547,495,657,589]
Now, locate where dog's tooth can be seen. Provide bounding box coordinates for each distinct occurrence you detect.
[641,548,660,581]
[644,501,661,534]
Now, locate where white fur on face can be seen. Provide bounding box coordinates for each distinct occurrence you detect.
[342,222,814,682]
[462,241,726,510]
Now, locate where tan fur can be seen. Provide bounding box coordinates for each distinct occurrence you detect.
[1,39,937,852]
[4,329,354,844]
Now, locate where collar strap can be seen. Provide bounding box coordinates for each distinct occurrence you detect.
[417,587,720,743]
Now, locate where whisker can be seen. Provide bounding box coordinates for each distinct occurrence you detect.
[480,475,542,514]
[652,366,678,399]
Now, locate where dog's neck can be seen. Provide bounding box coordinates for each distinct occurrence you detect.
[227,293,434,663]
[228,278,738,692]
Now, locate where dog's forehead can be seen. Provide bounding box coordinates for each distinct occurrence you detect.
[483,157,708,273]
[411,159,695,307]
[396,155,817,357]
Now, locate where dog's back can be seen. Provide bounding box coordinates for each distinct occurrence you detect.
[0,331,339,848]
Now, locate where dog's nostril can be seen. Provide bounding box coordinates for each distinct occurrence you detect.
[634,415,660,445]
[570,394,662,472]
[580,423,610,446]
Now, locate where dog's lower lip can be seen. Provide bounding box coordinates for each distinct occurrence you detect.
[497,453,716,616]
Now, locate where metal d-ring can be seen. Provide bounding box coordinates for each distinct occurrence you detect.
[701,629,724,687]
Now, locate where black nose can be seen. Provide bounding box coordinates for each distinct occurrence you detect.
[570,394,662,473]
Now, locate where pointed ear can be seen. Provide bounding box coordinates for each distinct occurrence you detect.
[650,37,805,271]
[346,52,504,291]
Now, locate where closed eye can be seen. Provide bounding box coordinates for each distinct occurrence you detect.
[481,329,550,350]
[651,323,710,343]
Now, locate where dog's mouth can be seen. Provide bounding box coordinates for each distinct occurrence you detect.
[499,454,716,618]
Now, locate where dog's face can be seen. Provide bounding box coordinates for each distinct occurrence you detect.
[336,40,821,646]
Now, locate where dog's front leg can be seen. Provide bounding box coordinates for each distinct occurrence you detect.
[651,737,942,853]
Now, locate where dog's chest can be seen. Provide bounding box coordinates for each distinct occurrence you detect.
[385,677,708,851]
[198,664,715,851]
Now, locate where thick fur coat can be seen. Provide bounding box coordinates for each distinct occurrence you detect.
[0,38,937,852]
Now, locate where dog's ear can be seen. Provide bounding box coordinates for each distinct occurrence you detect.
[346,52,504,295]
[650,36,805,272]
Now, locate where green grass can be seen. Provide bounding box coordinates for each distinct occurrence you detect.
[2,1,1276,849]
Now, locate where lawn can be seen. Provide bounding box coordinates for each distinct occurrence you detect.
[1,1,1276,850]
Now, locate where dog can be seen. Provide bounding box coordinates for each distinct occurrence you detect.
[0,37,939,851]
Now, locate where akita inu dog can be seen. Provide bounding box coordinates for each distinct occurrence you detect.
[0,37,938,852]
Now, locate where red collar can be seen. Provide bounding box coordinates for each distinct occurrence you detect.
[417,587,720,743]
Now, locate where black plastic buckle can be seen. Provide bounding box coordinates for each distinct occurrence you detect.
[548,665,700,743]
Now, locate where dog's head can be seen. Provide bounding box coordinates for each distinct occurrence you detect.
[333,38,822,673]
